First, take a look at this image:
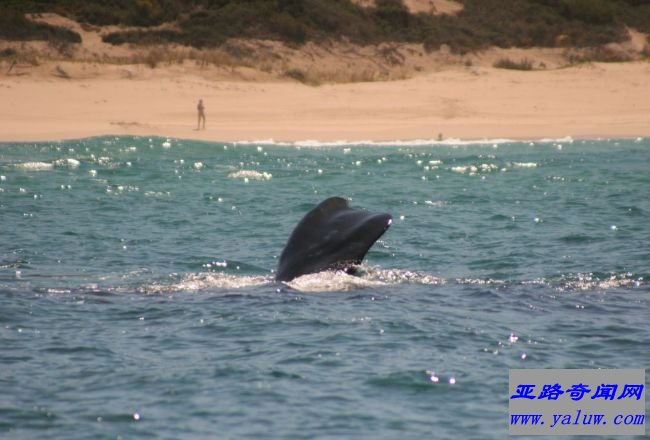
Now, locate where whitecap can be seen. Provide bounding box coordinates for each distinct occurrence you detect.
[480,163,498,172]
[144,191,171,197]
[511,162,538,168]
[450,166,468,173]
[53,158,80,169]
[451,165,478,174]
[424,200,446,207]
[228,170,272,181]
[15,162,54,171]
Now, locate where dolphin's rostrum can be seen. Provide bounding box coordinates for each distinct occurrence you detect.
[275,197,392,282]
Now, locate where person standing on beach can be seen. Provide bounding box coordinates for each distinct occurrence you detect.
[197,99,206,130]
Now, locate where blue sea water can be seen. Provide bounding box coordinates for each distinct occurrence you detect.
[1,136,648,439]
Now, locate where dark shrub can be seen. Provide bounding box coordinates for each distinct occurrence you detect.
[563,0,615,24]
[269,13,308,44]
[0,48,18,58]
[0,8,81,43]
[494,57,534,70]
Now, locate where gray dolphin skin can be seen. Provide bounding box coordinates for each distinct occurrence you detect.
[275,197,392,282]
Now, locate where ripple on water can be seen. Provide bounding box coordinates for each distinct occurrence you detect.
[1,137,648,440]
[557,272,644,291]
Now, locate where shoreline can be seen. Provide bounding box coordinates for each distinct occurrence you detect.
[1,61,649,144]
[2,134,645,147]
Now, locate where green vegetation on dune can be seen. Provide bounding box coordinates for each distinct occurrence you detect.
[1,0,649,53]
[0,6,80,43]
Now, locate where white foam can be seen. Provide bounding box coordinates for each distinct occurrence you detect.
[235,138,519,148]
[558,272,643,291]
[106,185,139,194]
[53,158,80,169]
[455,278,507,286]
[287,271,386,292]
[538,136,574,144]
[451,165,477,174]
[228,170,272,181]
[145,273,271,293]
[424,200,446,207]
[480,163,498,172]
[150,269,642,294]
[15,162,54,171]
[96,156,111,165]
[143,266,446,294]
[361,267,444,285]
[511,162,538,168]
[144,191,171,197]
[231,136,580,148]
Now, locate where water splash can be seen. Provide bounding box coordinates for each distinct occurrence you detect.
[143,272,272,294]
[286,271,385,292]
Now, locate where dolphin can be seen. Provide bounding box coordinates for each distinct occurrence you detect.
[275,197,392,282]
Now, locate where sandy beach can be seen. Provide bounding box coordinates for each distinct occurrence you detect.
[1,11,649,143]
[2,60,648,143]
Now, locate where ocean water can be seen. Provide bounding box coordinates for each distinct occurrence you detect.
[1,136,648,439]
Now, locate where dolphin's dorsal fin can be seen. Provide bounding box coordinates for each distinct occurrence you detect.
[275,197,392,282]
[301,196,348,225]
[316,196,348,214]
